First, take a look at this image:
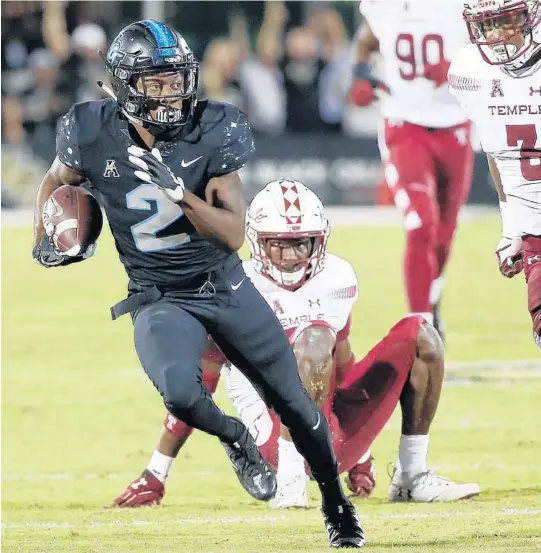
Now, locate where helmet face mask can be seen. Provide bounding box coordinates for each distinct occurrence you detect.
[246,180,330,291]
[131,68,197,127]
[104,20,199,133]
[463,1,541,74]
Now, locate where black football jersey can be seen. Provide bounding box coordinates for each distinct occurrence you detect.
[56,98,254,287]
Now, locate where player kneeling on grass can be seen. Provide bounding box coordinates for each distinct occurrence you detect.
[114,180,481,508]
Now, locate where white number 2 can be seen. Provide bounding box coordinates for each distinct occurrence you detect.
[126,184,190,252]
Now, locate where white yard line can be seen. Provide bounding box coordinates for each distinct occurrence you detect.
[4,462,541,483]
[2,509,540,530]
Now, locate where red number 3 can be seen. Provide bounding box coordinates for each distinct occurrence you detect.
[506,124,541,182]
[395,33,445,81]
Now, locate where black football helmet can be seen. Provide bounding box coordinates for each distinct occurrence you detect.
[103,20,199,133]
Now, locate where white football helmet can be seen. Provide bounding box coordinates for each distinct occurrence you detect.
[463,0,541,76]
[246,180,330,290]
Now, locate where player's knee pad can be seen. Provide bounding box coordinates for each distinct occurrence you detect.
[162,364,202,411]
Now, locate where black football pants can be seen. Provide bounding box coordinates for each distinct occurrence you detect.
[131,259,339,482]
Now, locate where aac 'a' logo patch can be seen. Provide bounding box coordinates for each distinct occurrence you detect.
[104,159,120,178]
[490,79,504,98]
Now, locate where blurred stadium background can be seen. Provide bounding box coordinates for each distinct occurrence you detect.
[1,0,496,208]
[2,2,540,552]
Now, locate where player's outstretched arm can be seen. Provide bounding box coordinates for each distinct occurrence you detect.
[180,171,246,252]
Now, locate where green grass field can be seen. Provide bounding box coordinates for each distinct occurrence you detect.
[2,216,541,553]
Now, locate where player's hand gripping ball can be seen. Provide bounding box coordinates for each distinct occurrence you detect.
[34,185,102,268]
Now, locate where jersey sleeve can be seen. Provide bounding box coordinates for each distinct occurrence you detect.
[358,0,383,32]
[447,45,484,116]
[358,0,374,18]
[207,107,255,178]
[328,258,359,337]
[56,105,85,175]
[56,100,106,178]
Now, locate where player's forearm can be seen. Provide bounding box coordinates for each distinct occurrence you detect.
[180,190,245,251]
[355,23,379,64]
[33,159,85,247]
[33,172,62,247]
[487,154,505,202]
[334,338,355,387]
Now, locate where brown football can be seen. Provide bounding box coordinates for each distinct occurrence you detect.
[44,185,103,255]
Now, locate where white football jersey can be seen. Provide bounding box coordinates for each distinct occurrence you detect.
[244,253,358,337]
[224,253,358,445]
[360,0,469,128]
[449,44,541,237]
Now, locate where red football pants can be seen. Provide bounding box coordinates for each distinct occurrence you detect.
[380,120,474,313]
[257,317,423,473]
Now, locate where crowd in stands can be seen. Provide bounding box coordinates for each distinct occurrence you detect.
[1,1,380,166]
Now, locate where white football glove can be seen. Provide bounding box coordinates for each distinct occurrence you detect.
[127,145,185,203]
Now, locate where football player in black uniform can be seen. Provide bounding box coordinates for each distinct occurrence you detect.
[31,20,364,548]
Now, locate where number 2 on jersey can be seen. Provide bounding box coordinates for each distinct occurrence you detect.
[506,124,541,182]
[127,184,190,252]
[395,33,445,81]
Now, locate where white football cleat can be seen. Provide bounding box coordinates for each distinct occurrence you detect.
[388,468,481,502]
[271,471,309,509]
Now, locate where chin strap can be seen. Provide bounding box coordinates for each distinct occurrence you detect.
[97,80,145,127]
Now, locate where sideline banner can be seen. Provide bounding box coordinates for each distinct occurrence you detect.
[240,135,495,206]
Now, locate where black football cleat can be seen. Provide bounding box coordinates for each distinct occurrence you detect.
[323,500,365,548]
[221,426,277,501]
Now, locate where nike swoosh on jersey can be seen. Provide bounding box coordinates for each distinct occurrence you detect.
[231,277,245,291]
[180,156,203,167]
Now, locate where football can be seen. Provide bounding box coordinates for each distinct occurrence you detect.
[43,185,103,256]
